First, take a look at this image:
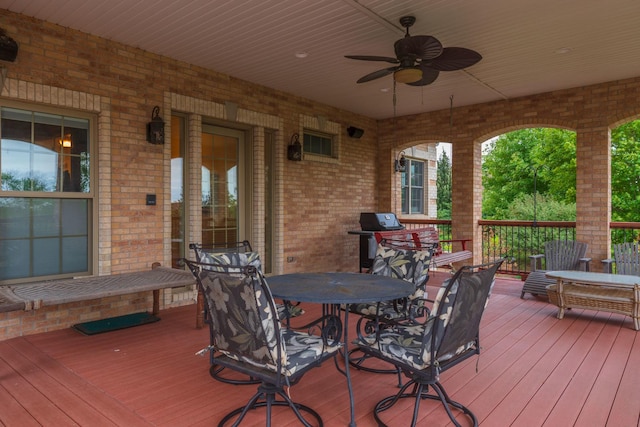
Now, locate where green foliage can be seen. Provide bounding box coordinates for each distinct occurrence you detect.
[439,120,640,232]
[482,128,576,220]
[1,172,50,192]
[436,149,452,219]
[506,193,576,221]
[611,121,640,222]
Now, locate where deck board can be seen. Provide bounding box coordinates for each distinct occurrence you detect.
[0,273,636,426]
[607,332,640,426]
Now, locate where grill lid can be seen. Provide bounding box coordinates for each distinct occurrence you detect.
[359,212,404,231]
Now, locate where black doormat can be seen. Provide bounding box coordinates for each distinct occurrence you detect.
[72,312,160,335]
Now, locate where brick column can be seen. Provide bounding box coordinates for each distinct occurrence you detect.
[575,126,611,269]
[451,138,481,264]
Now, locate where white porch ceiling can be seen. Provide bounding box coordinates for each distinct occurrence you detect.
[2,0,640,119]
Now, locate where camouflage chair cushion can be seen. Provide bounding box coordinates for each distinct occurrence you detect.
[199,268,338,377]
[349,244,431,320]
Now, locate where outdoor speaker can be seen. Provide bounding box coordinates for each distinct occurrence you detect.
[347,126,364,139]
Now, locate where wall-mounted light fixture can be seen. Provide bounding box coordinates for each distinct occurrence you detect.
[57,134,72,148]
[0,29,18,62]
[287,133,302,161]
[394,151,406,172]
[146,106,165,144]
[347,126,364,139]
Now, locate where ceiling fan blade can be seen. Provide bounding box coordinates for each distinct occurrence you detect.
[395,35,443,60]
[356,66,399,83]
[345,55,399,64]
[425,47,482,71]
[406,65,439,86]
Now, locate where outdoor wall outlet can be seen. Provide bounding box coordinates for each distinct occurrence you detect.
[146,194,156,206]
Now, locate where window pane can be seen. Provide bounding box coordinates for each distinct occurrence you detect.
[401,186,409,213]
[401,160,425,214]
[411,161,424,187]
[411,187,424,213]
[61,199,88,236]
[171,115,185,269]
[0,197,30,238]
[62,236,88,273]
[33,198,61,237]
[0,239,29,280]
[0,197,89,282]
[33,237,61,276]
[303,131,334,157]
[1,107,90,193]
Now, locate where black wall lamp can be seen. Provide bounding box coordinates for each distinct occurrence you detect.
[347,126,364,139]
[0,29,18,62]
[287,133,302,161]
[394,151,406,172]
[146,106,165,144]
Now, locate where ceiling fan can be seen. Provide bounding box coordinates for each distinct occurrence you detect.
[345,16,482,86]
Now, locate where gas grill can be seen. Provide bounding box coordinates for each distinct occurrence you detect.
[359,212,404,232]
[355,212,404,271]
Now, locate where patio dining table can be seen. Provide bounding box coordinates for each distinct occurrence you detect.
[268,272,413,427]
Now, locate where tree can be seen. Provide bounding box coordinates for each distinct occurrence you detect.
[436,150,452,219]
[482,128,576,220]
[611,120,640,222]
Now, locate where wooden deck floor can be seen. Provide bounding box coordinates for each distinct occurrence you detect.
[1,272,639,426]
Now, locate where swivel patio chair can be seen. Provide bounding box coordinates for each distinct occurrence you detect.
[348,242,432,385]
[190,242,302,385]
[354,259,503,427]
[521,240,591,299]
[602,242,640,275]
[184,259,341,426]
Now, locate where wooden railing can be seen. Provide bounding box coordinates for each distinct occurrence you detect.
[401,218,640,278]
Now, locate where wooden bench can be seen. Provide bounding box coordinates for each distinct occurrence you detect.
[374,227,472,269]
[0,263,195,315]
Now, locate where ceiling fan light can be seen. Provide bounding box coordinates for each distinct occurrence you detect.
[394,68,422,83]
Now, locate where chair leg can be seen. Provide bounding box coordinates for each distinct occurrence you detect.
[218,382,323,427]
[430,381,478,427]
[373,378,478,427]
[373,379,420,426]
[347,347,403,387]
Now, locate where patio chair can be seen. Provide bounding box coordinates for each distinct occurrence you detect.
[190,242,302,385]
[602,242,640,275]
[190,242,303,320]
[184,259,341,426]
[521,240,591,299]
[354,259,503,427]
[348,242,432,385]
